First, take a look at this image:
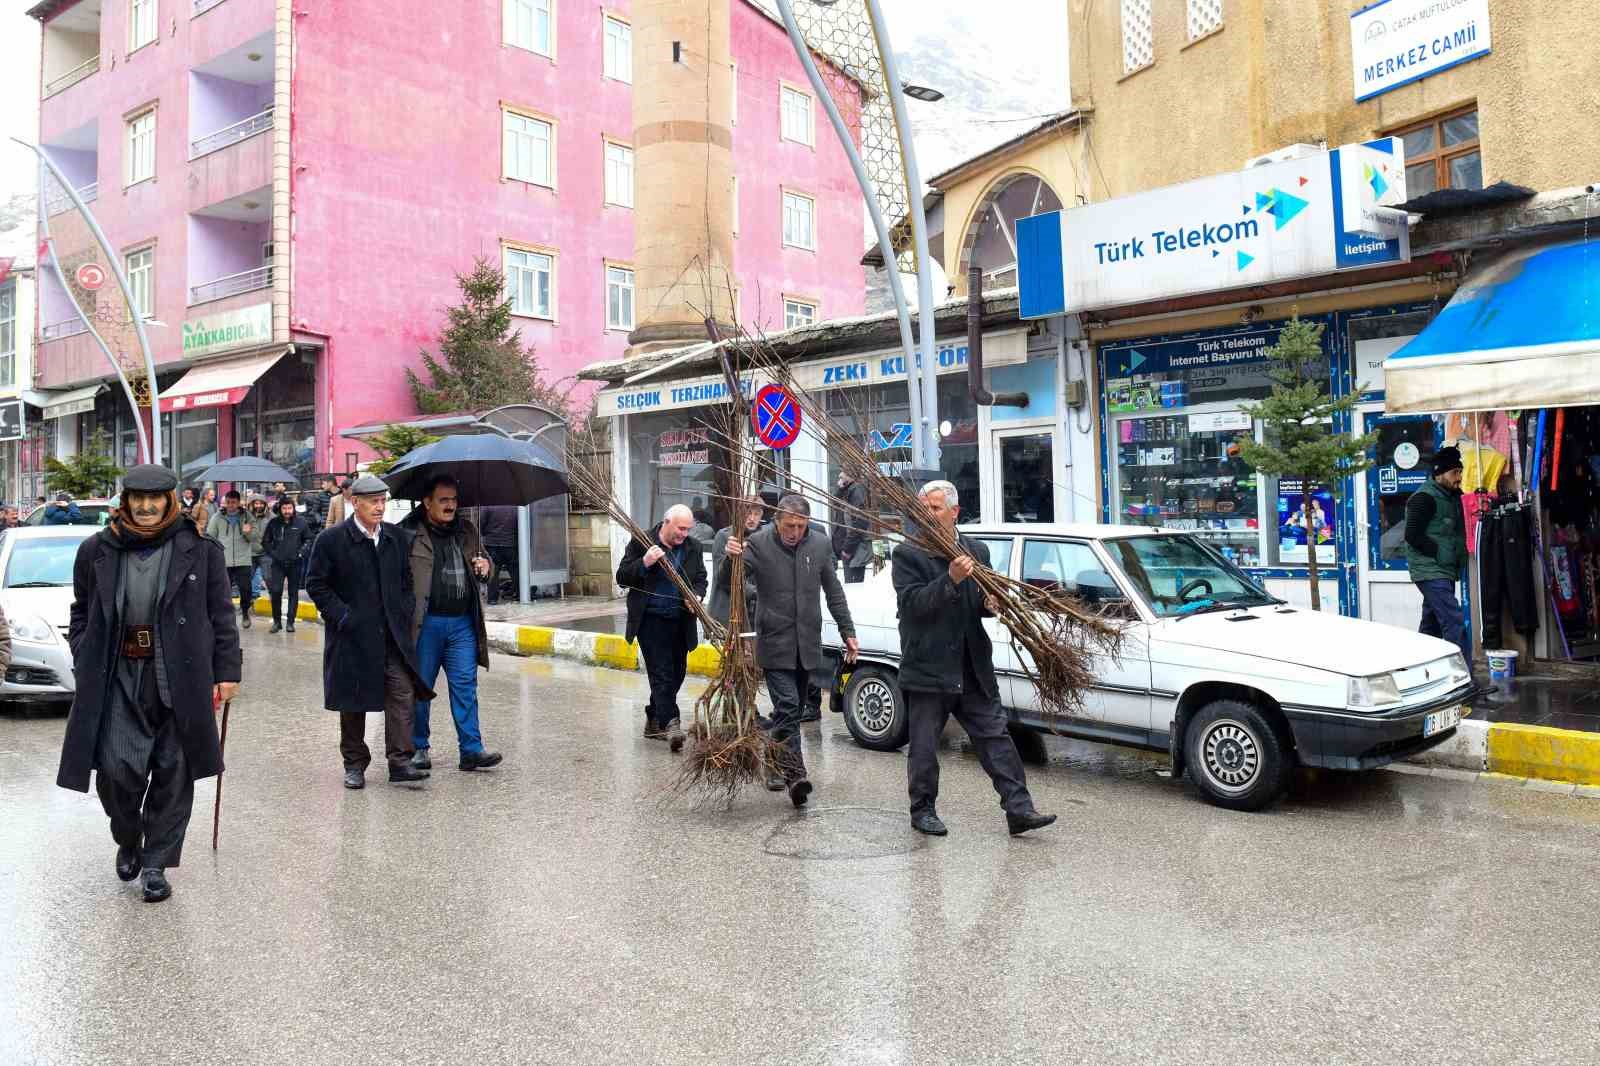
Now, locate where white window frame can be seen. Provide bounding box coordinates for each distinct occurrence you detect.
[783,297,817,329]
[605,264,635,331]
[782,189,816,251]
[604,140,633,208]
[602,13,632,82]
[502,109,555,189]
[780,84,813,146]
[504,245,555,320]
[125,246,155,321]
[505,0,554,58]
[0,283,15,389]
[130,0,157,52]
[126,110,156,186]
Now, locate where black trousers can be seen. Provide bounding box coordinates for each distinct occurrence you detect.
[485,545,517,604]
[763,663,810,782]
[1479,508,1539,648]
[227,565,253,616]
[95,672,194,869]
[906,670,1032,817]
[843,566,867,583]
[636,613,688,729]
[268,559,301,626]
[339,643,416,773]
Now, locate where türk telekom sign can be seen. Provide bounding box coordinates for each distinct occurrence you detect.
[1350,0,1491,102]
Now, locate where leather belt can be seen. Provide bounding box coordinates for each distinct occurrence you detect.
[120,624,155,660]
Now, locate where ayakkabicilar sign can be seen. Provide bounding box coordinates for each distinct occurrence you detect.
[182,302,271,359]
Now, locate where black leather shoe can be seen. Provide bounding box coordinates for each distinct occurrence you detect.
[286,622,296,633]
[800,706,822,723]
[343,769,365,789]
[765,771,786,792]
[459,750,503,771]
[269,622,283,633]
[643,717,666,740]
[788,778,813,808]
[1007,811,1057,836]
[411,750,432,771]
[141,867,171,903]
[240,611,252,629]
[911,812,948,836]
[388,765,430,783]
[665,718,686,753]
[116,845,141,882]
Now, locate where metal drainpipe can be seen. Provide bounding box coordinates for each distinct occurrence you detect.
[967,265,1028,408]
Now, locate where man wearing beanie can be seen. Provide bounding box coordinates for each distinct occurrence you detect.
[56,464,242,903]
[1403,446,1473,668]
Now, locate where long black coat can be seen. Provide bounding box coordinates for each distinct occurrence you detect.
[890,536,1000,700]
[616,532,706,652]
[57,522,243,793]
[305,517,433,713]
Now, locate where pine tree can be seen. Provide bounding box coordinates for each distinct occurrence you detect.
[44,428,124,498]
[1236,315,1375,611]
[406,258,570,417]
[366,424,441,475]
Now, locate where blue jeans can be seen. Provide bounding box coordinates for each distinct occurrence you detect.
[412,613,484,755]
[251,559,266,599]
[1416,578,1471,664]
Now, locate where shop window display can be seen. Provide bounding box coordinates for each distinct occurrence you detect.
[823,375,980,524]
[626,410,777,539]
[1113,413,1262,567]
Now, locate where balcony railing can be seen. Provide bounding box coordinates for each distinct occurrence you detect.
[189,108,274,160]
[41,319,90,341]
[190,266,273,305]
[43,55,100,98]
[193,0,229,15]
[44,181,100,217]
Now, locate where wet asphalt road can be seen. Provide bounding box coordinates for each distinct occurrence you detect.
[4,624,1600,1065]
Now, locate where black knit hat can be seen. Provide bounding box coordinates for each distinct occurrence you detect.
[1432,446,1464,476]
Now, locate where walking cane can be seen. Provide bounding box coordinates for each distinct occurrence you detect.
[212,698,232,850]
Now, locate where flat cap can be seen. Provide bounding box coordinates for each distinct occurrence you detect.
[123,464,179,492]
[350,474,390,496]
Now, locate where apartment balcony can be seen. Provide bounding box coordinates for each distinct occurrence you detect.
[43,56,98,99]
[190,266,272,306]
[190,108,273,160]
[186,34,275,210]
[40,318,89,342]
[187,190,273,309]
[39,1,101,100]
[193,0,229,15]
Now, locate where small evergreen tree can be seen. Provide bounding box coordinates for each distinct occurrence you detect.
[366,424,441,475]
[44,428,124,498]
[1237,315,1375,611]
[407,258,570,417]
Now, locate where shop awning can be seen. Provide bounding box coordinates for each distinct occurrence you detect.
[159,346,289,413]
[41,383,106,420]
[1383,238,1600,413]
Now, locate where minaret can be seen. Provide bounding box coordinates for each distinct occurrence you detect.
[627,0,736,356]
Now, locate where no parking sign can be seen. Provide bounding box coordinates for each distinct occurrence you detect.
[751,384,802,450]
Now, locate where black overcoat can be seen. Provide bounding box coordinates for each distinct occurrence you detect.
[305,517,433,713]
[890,536,1000,700]
[57,522,243,792]
[616,532,706,652]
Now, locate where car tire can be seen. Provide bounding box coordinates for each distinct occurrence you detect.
[842,666,908,751]
[1184,699,1293,812]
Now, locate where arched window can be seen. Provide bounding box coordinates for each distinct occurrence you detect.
[960,173,1064,292]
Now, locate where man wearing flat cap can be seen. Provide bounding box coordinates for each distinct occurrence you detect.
[306,474,433,788]
[57,464,242,903]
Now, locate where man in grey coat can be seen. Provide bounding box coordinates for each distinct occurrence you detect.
[722,494,857,807]
[207,490,258,629]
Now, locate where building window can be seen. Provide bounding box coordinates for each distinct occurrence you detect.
[126,110,156,186]
[604,141,633,208]
[782,190,815,250]
[125,247,154,320]
[0,283,15,388]
[1391,107,1482,197]
[606,265,635,330]
[1121,0,1154,73]
[780,85,813,146]
[603,15,631,82]
[505,247,554,319]
[1186,0,1222,40]
[784,298,816,329]
[503,110,554,188]
[506,0,553,57]
[130,0,157,51]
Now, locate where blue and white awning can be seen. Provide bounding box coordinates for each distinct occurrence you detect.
[1383,237,1600,412]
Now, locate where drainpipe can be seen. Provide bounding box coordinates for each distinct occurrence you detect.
[968,265,1028,408]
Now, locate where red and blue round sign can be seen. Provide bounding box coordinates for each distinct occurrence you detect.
[751,384,802,450]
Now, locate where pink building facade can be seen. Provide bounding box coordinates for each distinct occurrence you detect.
[29,0,865,481]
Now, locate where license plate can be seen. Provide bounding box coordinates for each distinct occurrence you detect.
[1423,705,1461,737]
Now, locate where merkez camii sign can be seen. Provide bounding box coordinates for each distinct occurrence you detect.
[182,302,271,359]
[1351,0,1491,102]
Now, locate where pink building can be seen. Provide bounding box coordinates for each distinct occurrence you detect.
[28,0,865,481]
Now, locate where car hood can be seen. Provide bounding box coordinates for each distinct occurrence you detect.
[3,585,75,629]
[1150,606,1460,676]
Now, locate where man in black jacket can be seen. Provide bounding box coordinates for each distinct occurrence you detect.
[616,504,706,751]
[477,505,520,605]
[831,467,872,583]
[891,480,1055,838]
[262,496,311,633]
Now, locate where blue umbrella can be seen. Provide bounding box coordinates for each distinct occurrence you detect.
[381,433,568,506]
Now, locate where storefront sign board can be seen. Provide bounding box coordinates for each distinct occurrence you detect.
[0,398,23,442]
[1351,0,1491,102]
[1102,326,1287,413]
[182,302,272,360]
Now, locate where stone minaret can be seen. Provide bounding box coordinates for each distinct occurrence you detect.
[627,0,736,356]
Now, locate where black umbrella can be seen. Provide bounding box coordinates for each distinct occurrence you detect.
[381,433,568,505]
[194,456,300,486]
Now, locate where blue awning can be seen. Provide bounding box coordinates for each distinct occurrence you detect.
[1383,237,1600,412]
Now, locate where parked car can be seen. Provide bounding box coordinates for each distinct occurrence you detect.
[23,498,113,526]
[820,522,1475,811]
[0,526,98,704]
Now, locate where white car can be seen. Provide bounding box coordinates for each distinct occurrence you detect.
[0,525,98,704]
[821,522,1475,811]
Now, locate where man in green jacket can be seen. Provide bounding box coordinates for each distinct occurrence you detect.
[1403,446,1470,665]
[207,490,258,629]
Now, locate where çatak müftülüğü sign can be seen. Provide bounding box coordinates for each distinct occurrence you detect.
[182,302,271,359]
[1351,0,1491,102]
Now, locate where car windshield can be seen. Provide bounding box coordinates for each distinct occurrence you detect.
[5,536,87,588]
[1104,534,1276,619]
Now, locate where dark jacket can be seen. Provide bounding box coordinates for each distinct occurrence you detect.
[891,535,999,699]
[616,531,707,651]
[477,505,519,549]
[709,524,760,627]
[831,479,873,569]
[303,489,333,527]
[43,502,82,525]
[1404,478,1467,583]
[716,525,854,671]
[262,513,313,567]
[57,521,243,792]
[400,509,490,669]
[306,517,433,713]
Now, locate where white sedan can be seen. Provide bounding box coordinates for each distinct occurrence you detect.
[821,522,1475,811]
[0,525,97,704]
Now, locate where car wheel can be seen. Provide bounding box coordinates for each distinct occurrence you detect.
[1184,699,1293,812]
[842,666,908,751]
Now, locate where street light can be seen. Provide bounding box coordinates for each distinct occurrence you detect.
[901,82,943,102]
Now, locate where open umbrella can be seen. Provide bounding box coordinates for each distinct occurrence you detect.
[381,433,568,505]
[194,456,300,486]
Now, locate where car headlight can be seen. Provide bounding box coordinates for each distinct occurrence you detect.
[1348,672,1402,709]
[1445,653,1471,686]
[11,613,57,645]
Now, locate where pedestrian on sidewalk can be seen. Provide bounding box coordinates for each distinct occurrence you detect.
[832,466,873,583]
[56,465,241,903]
[892,479,1056,838]
[190,488,211,534]
[324,478,353,530]
[306,475,433,789]
[478,505,519,605]
[1404,446,1474,670]
[247,494,270,601]
[262,496,311,632]
[616,504,707,751]
[401,475,503,773]
[207,490,258,630]
[43,492,83,525]
[721,494,858,808]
